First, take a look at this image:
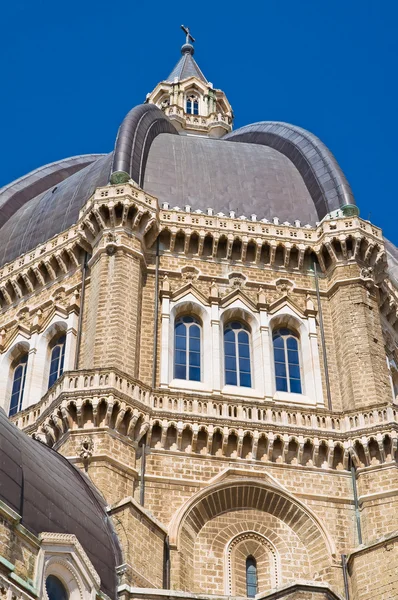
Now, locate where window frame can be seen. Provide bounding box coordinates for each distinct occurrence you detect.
[9,354,28,416]
[48,334,66,389]
[223,321,252,388]
[246,555,258,598]
[174,315,202,382]
[186,94,199,115]
[272,327,303,394]
[45,575,69,600]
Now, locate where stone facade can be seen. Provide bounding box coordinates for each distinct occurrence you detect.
[1,40,398,600]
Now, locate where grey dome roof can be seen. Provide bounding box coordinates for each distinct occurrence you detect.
[0,104,359,266]
[143,134,317,223]
[0,408,121,598]
[0,154,112,265]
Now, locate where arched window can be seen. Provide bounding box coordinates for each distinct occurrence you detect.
[246,555,257,598]
[9,354,28,416]
[186,95,199,115]
[48,335,66,389]
[174,316,201,381]
[273,328,302,393]
[46,575,69,600]
[224,322,251,387]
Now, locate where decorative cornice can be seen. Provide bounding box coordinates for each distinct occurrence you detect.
[0,182,389,312]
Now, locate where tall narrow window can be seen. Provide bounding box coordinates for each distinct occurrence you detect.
[46,575,69,600]
[48,335,66,389]
[246,555,257,598]
[193,100,199,115]
[224,322,251,387]
[174,316,201,381]
[9,354,28,416]
[273,328,302,393]
[186,99,192,113]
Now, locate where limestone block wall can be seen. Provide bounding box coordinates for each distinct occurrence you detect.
[349,534,398,599]
[357,465,398,541]
[80,235,144,377]
[0,511,37,583]
[57,430,138,506]
[110,498,166,589]
[329,282,391,411]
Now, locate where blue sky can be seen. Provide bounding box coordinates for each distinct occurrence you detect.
[1,1,397,242]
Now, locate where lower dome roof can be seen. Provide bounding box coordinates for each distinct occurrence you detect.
[0,408,121,598]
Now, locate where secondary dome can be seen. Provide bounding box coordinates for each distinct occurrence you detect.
[0,408,121,598]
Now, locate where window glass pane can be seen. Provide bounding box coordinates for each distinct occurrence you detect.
[273,348,285,363]
[230,322,241,330]
[51,345,61,361]
[290,378,302,394]
[286,336,298,350]
[186,100,192,113]
[59,341,66,375]
[289,364,301,380]
[189,366,200,381]
[239,357,251,374]
[246,557,257,598]
[9,356,28,416]
[238,331,249,344]
[225,355,237,371]
[276,376,288,392]
[175,364,186,379]
[193,101,199,115]
[175,350,186,365]
[183,316,194,323]
[12,366,23,390]
[175,335,186,350]
[279,327,291,336]
[224,341,236,357]
[225,370,237,385]
[224,328,235,342]
[175,321,186,335]
[287,349,299,365]
[46,575,69,600]
[190,324,200,338]
[9,398,18,416]
[240,372,252,387]
[275,361,287,377]
[239,342,250,358]
[273,335,284,348]
[189,336,200,352]
[189,351,200,367]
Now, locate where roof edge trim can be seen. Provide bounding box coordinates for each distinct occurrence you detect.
[111,104,178,187]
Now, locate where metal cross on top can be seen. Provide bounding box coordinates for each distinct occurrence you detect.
[181,25,195,45]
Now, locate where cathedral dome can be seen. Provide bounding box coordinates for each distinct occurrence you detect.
[0,104,358,266]
[0,408,121,598]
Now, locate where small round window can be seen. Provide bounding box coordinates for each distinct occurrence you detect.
[46,575,69,600]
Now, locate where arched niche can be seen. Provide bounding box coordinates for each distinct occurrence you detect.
[168,479,335,593]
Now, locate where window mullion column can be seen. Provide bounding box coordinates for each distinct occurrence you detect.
[186,326,189,380]
[235,334,240,386]
[284,340,290,393]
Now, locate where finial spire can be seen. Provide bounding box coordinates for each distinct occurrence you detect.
[180,25,195,55]
[181,25,195,45]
